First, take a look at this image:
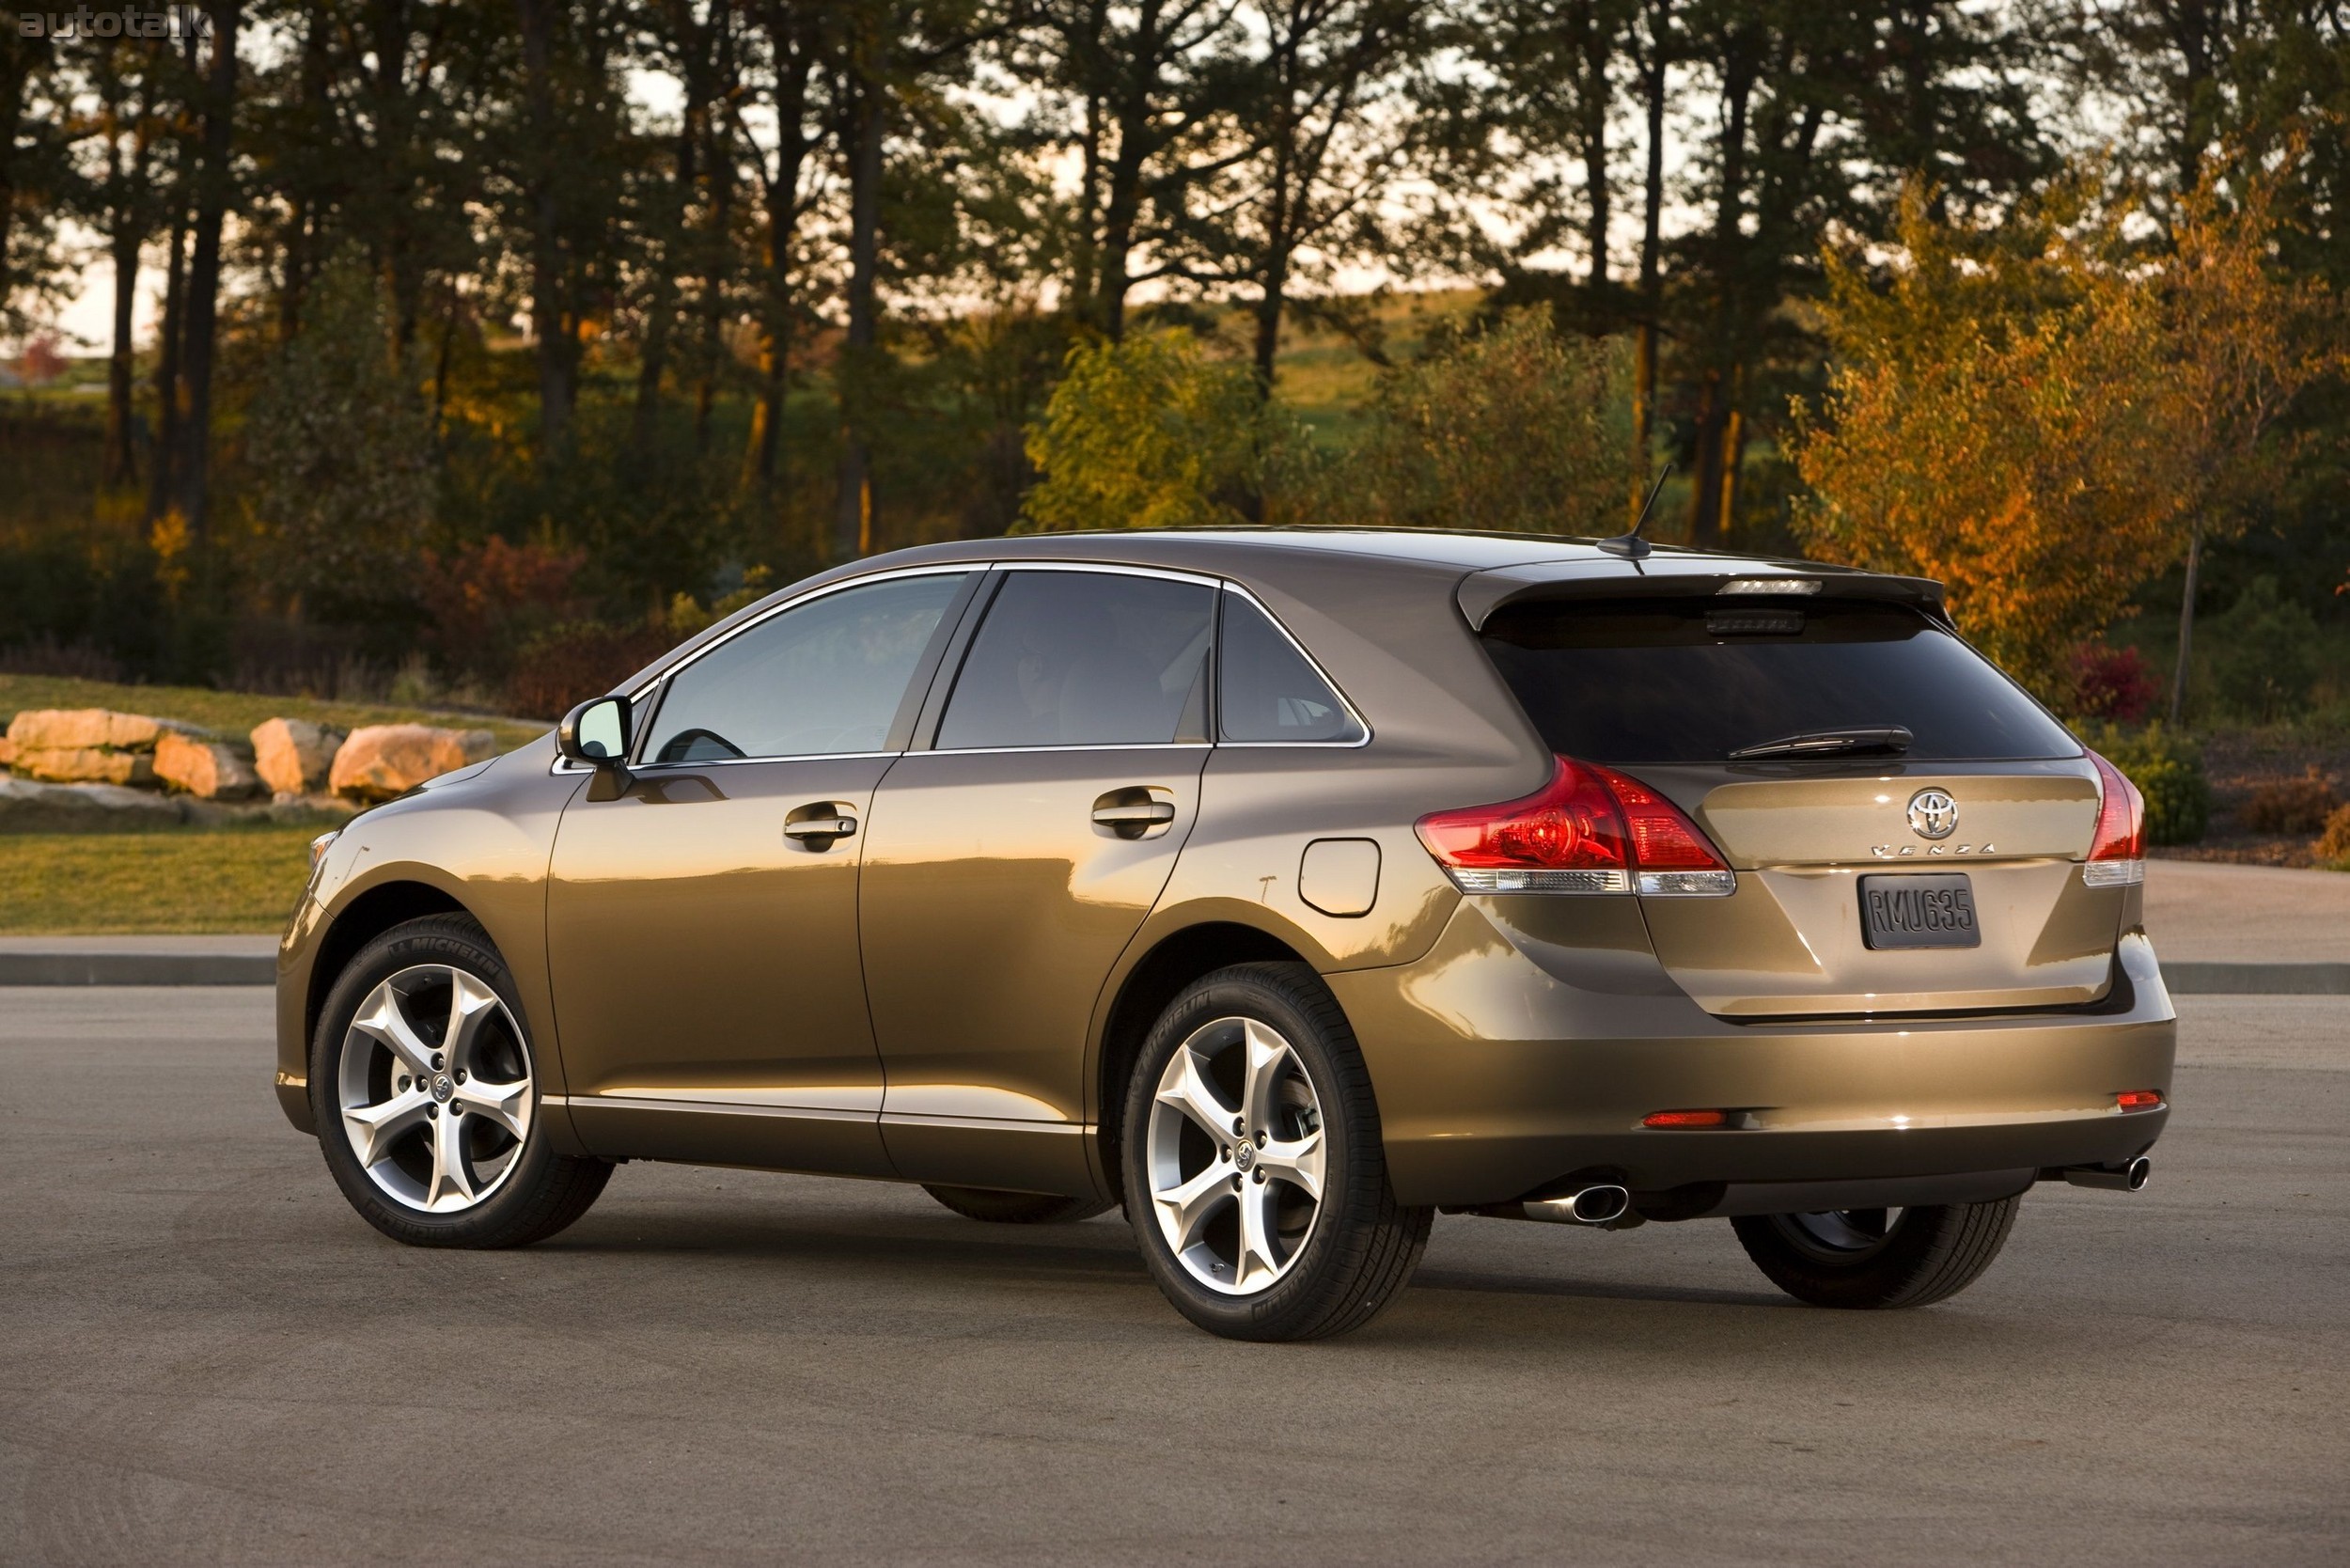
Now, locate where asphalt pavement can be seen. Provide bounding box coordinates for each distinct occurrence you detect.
[2,988,2343,1566]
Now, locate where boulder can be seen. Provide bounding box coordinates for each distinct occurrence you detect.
[17,746,155,786]
[0,776,185,826]
[251,717,346,797]
[0,735,13,768]
[6,707,173,751]
[155,731,261,799]
[329,725,497,801]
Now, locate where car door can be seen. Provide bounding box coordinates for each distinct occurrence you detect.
[859,566,1217,1195]
[547,568,979,1176]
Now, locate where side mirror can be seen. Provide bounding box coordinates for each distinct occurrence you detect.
[557,694,632,771]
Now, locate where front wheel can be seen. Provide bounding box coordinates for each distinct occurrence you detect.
[1121,963,1430,1341]
[1731,1197,2022,1309]
[310,914,611,1248]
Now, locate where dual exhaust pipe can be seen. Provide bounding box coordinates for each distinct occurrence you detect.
[1479,1160,2147,1230]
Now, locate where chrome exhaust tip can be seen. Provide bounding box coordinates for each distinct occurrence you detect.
[2060,1156,2151,1192]
[1523,1184,1631,1226]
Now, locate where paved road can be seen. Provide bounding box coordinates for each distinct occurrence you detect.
[3,991,2343,1566]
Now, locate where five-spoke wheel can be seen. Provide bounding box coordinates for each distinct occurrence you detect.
[1145,1016,1327,1294]
[312,915,611,1248]
[1122,962,1429,1341]
[337,964,534,1213]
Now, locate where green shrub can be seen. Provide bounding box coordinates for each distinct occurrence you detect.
[2083,721,2210,845]
[2198,577,2323,725]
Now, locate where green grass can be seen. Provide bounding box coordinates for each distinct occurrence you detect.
[0,674,545,751]
[0,825,314,933]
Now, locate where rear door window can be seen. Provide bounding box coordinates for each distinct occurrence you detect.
[1480,597,2079,763]
[1218,592,1364,743]
[936,571,1214,748]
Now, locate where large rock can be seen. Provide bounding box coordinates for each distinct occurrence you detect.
[155,731,260,799]
[6,708,173,751]
[0,735,13,768]
[329,725,497,801]
[0,776,185,826]
[17,746,155,786]
[251,717,346,797]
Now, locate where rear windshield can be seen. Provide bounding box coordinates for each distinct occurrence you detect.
[1480,598,2079,764]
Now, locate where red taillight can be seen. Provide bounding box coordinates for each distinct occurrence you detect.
[1643,1109,1730,1128]
[2115,1090,2163,1111]
[1416,756,1735,896]
[2084,750,2145,887]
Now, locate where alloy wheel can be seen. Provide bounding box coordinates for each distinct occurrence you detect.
[1145,1016,1327,1294]
[335,964,534,1214]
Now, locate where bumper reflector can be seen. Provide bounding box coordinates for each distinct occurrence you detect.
[2115,1090,2164,1111]
[1643,1109,1730,1129]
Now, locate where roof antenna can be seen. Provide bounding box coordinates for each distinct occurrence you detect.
[1597,461,1673,559]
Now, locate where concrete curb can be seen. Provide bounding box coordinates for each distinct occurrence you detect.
[0,949,2342,994]
[2160,962,2350,996]
[0,951,277,986]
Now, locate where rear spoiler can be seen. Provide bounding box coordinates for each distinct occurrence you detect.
[1455,555,1950,631]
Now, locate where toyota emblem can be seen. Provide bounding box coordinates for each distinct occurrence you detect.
[1906,788,1959,840]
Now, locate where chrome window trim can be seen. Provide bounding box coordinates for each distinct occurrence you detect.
[1215,582,1374,749]
[553,557,1374,768]
[621,563,979,771]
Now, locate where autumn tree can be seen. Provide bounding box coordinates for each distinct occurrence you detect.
[1793,169,2343,701]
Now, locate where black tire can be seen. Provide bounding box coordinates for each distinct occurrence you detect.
[1731,1197,2022,1309]
[922,1185,1115,1224]
[1120,962,1430,1341]
[310,914,611,1248]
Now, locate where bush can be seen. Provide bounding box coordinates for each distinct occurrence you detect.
[1017,330,1272,533]
[2084,722,2210,845]
[2067,640,2159,723]
[2241,766,2340,834]
[2200,577,2323,725]
[505,619,677,720]
[2317,802,2350,867]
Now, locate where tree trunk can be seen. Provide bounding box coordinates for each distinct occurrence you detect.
[145,189,190,526]
[1631,3,1667,522]
[517,0,577,458]
[634,12,709,460]
[170,2,242,545]
[1581,8,1609,293]
[104,221,141,488]
[2169,521,2202,727]
[832,72,884,561]
[1684,34,1752,549]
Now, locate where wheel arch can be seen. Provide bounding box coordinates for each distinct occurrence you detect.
[1092,919,1313,1207]
[305,879,473,1052]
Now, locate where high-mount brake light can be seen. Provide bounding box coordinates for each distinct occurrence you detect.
[1642,1109,1730,1129]
[1717,577,1821,596]
[2083,750,2146,887]
[1416,756,1736,897]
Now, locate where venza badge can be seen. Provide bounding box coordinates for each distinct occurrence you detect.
[1906,788,1959,840]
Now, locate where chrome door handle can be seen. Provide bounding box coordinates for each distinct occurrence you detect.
[783,808,857,844]
[1090,802,1176,826]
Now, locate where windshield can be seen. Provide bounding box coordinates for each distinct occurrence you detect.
[1480,597,2080,765]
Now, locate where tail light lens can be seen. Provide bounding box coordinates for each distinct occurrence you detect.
[2083,750,2145,887]
[1416,756,1735,896]
[2115,1090,2164,1111]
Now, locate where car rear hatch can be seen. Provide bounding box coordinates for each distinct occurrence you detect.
[1471,572,2124,1017]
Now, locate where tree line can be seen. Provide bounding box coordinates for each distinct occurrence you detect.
[0,1,2343,711]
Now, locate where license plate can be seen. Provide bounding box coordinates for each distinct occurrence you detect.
[1859,873,1981,949]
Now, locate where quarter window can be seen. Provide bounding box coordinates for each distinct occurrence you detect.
[937,571,1214,748]
[1218,591,1364,743]
[641,573,968,764]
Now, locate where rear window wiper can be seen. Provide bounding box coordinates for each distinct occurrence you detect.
[1729,726,1914,760]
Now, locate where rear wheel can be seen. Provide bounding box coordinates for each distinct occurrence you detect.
[310,914,611,1248]
[922,1185,1112,1224]
[1121,962,1430,1341]
[1731,1197,2022,1309]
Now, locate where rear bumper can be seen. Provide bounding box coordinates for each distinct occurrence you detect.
[1328,899,2176,1210]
